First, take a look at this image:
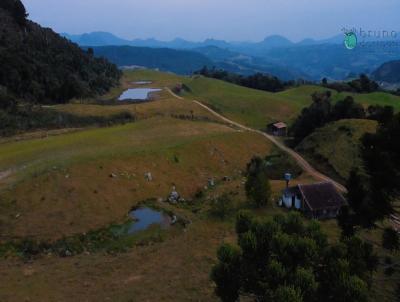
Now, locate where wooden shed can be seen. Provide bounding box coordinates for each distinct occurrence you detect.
[267,122,287,136]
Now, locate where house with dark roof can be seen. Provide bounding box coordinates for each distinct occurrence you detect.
[267,122,287,136]
[279,182,346,219]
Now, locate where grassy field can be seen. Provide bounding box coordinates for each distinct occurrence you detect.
[183,77,306,129]
[295,119,378,182]
[0,69,399,301]
[0,117,276,240]
[182,76,400,130]
[58,69,400,131]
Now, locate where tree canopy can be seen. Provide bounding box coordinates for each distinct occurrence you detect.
[211,212,378,302]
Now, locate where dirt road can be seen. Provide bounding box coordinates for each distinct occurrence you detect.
[169,92,347,193]
[192,100,347,193]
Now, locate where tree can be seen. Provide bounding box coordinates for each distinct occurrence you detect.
[245,157,271,207]
[331,96,365,120]
[382,228,400,251]
[337,205,356,237]
[211,213,376,302]
[210,244,241,302]
[367,105,394,125]
[344,169,377,227]
[290,91,332,143]
[361,113,400,221]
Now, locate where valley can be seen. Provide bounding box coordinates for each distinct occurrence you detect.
[1,69,399,301]
[1,1,400,301]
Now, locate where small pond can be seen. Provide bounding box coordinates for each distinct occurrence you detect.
[118,88,161,101]
[127,207,172,234]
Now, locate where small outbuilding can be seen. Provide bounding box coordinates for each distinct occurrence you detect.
[280,182,346,219]
[267,122,287,136]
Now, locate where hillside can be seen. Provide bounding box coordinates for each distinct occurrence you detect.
[182,75,400,129]
[0,1,121,105]
[0,68,398,301]
[372,60,400,84]
[90,46,214,75]
[193,46,310,80]
[296,119,378,182]
[183,76,305,129]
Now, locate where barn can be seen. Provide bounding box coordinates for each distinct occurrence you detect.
[280,182,346,219]
[267,122,287,136]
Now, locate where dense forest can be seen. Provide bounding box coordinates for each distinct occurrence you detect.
[0,0,121,104]
[0,0,124,135]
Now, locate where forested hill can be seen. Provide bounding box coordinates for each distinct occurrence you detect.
[89,46,214,75]
[372,60,400,84]
[0,0,121,105]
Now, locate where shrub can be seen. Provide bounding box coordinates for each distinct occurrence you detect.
[210,194,234,219]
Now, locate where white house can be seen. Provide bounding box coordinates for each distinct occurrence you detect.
[279,182,346,219]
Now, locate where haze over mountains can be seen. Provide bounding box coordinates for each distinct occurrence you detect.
[62,31,400,82]
[62,31,344,49]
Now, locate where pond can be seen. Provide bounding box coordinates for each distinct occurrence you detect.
[118,88,161,101]
[127,207,172,234]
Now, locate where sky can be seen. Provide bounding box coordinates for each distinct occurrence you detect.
[23,0,400,42]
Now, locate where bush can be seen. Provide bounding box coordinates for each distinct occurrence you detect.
[209,194,234,219]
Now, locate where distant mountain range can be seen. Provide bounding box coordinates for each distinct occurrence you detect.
[62,31,400,81]
[61,31,344,49]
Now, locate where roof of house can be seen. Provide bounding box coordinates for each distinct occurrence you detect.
[267,121,287,129]
[273,122,287,129]
[298,182,346,210]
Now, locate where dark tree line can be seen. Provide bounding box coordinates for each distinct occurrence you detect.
[290,91,394,144]
[321,74,379,93]
[212,212,377,302]
[195,66,286,92]
[290,92,366,144]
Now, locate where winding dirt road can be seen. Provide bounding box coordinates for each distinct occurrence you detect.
[165,87,347,193]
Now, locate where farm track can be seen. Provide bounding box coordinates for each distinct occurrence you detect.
[165,88,347,193]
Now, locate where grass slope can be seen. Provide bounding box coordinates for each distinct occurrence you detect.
[182,76,400,129]
[183,76,307,129]
[296,119,378,182]
[0,117,274,239]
